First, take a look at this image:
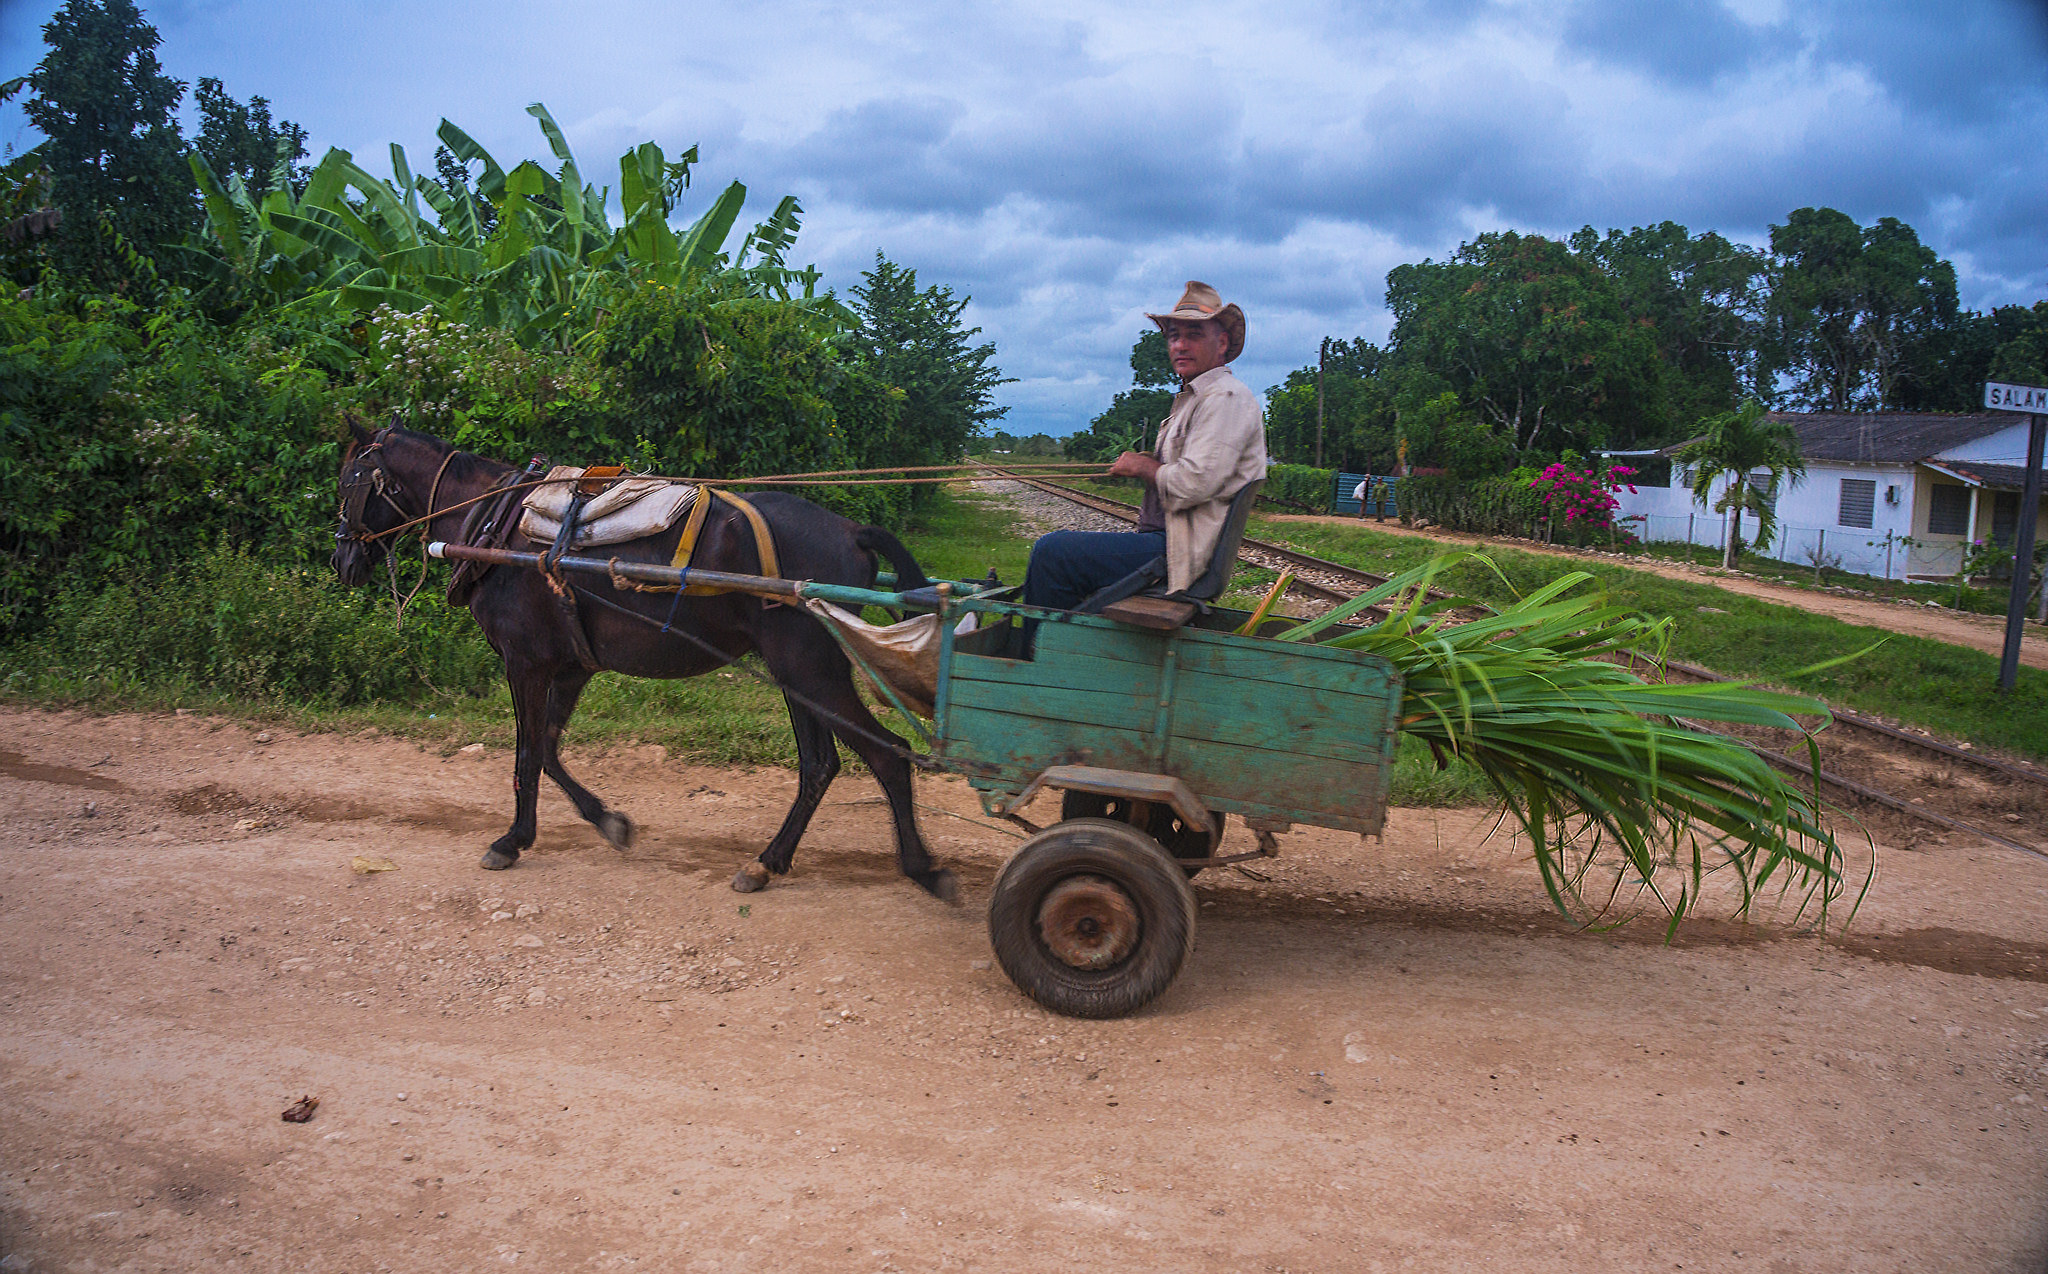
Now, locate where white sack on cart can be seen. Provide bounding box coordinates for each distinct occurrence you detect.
[805,599,976,720]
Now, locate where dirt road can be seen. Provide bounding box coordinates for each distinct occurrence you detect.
[1265,513,2048,672]
[4,706,2048,1271]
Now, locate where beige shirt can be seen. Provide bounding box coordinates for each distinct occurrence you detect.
[1152,365,1269,593]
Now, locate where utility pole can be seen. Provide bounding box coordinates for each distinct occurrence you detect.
[1316,337,1328,470]
[1986,381,2048,692]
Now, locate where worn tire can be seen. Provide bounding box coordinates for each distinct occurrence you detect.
[1060,791,1217,876]
[988,818,1197,1019]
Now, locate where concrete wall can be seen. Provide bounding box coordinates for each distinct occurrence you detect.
[1617,463,1920,577]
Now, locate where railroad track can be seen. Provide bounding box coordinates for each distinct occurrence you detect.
[975,463,1381,606]
[976,462,2048,861]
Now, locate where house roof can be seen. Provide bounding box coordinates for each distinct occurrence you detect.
[1662,411,2017,463]
[1770,412,2012,463]
[1922,460,2048,492]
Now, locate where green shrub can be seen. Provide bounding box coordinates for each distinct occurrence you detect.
[1263,462,1335,512]
[1396,473,1546,537]
[5,541,498,705]
[0,288,364,629]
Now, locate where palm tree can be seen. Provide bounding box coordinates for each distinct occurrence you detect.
[1675,399,1806,570]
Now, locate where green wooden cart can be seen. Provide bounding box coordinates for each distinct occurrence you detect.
[923,588,1403,1017]
[429,539,1404,1018]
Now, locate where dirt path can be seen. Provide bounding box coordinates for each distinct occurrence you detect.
[1265,513,2048,672]
[4,706,2048,1272]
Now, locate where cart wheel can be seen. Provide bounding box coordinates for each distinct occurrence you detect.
[1060,791,1218,875]
[988,818,1197,1019]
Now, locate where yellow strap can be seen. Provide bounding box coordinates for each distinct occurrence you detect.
[657,487,780,595]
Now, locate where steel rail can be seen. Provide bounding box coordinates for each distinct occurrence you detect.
[973,463,1374,604]
[1682,721,2048,863]
[1646,656,2048,790]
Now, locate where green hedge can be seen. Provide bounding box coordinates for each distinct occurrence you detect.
[1263,462,1335,512]
[8,542,498,705]
[1396,473,1547,537]
[1396,472,1630,548]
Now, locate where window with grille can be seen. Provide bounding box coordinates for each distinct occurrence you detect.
[1838,478,1875,529]
[1745,472,1777,520]
[1927,484,1971,536]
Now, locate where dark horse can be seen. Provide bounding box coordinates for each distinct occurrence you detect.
[330,420,955,901]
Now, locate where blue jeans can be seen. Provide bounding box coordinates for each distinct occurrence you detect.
[1022,530,1166,612]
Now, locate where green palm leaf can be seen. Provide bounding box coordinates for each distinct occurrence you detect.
[1278,553,1860,928]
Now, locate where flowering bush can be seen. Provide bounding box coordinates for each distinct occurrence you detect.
[1528,460,1639,544]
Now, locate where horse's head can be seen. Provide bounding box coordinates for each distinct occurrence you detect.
[331,417,410,588]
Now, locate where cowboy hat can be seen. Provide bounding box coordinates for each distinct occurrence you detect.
[1146,280,1245,363]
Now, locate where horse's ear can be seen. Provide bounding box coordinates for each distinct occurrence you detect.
[346,416,375,447]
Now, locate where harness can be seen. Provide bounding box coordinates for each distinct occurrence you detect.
[336,425,459,626]
[339,427,784,668]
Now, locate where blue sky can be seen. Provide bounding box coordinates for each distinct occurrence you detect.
[4,0,2045,436]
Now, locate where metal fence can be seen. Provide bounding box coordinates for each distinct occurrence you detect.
[1621,510,1962,579]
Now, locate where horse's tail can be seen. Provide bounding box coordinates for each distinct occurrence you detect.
[854,526,929,591]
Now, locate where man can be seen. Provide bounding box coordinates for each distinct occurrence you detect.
[1023,281,1269,611]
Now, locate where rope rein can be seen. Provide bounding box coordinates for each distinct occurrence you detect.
[353,460,1115,545]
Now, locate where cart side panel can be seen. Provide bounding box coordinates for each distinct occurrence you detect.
[942,619,1167,780]
[1166,630,1400,832]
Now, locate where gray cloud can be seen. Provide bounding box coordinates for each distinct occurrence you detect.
[1561,0,1768,86]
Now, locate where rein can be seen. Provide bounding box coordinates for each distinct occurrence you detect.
[349,460,1115,546]
[337,427,461,626]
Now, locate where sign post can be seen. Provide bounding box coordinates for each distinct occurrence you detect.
[1987,382,2048,692]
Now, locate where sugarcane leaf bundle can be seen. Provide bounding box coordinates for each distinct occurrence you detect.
[1277,554,1858,929]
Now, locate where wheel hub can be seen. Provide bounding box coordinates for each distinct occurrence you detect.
[1037,874,1140,969]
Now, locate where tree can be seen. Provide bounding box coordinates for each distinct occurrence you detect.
[1385,231,1668,456]
[1396,390,1513,480]
[1570,221,1767,425]
[1987,302,2048,387]
[25,0,191,283]
[1764,208,1961,410]
[1674,399,1806,569]
[194,76,306,203]
[1067,329,1176,462]
[846,254,1009,483]
[1263,338,1397,472]
[1128,327,1173,388]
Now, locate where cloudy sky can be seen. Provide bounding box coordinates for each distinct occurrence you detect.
[4,0,2045,435]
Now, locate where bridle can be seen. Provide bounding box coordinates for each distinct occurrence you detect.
[336,424,461,625]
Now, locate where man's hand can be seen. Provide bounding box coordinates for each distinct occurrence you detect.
[1108,451,1161,483]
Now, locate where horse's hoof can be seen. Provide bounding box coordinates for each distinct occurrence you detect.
[731,862,770,893]
[921,867,959,904]
[598,811,635,851]
[481,847,520,871]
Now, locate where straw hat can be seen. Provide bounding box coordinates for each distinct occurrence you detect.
[1146,280,1246,363]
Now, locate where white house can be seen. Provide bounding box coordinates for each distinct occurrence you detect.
[1612,412,2048,580]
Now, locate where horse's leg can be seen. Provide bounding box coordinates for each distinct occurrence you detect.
[769,658,954,902]
[539,668,635,851]
[732,694,838,894]
[483,661,552,870]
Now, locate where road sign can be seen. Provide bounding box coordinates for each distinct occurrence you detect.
[1988,382,2048,691]
[1985,381,2048,412]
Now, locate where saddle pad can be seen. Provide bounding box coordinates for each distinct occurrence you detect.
[519,465,699,547]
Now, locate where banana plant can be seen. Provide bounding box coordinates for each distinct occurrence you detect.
[185,103,834,346]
